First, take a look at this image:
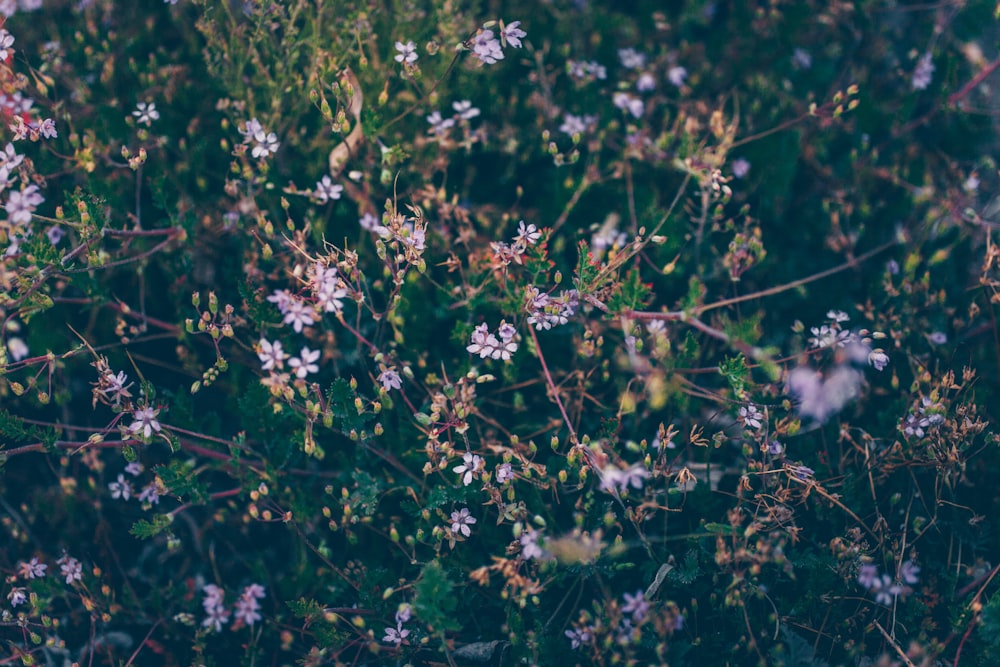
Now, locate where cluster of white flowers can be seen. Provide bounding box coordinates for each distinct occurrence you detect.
[467,320,518,361]
[426,99,481,137]
[238,117,279,160]
[201,582,265,631]
[470,19,526,66]
[453,451,484,486]
[525,286,579,330]
[309,261,349,315]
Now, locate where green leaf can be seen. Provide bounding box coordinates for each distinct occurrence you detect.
[129,514,173,539]
[414,560,460,633]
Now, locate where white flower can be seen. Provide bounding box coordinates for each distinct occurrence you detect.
[282,298,317,333]
[450,507,477,537]
[313,175,343,204]
[57,555,83,584]
[453,452,483,486]
[868,349,889,371]
[288,346,320,379]
[378,367,402,392]
[496,462,513,483]
[258,338,288,370]
[108,474,133,500]
[251,128,279,159]
[0,29,14,61]
[500,20,526,48]
[132,102,160,126]
[667,66,688,87]
[5,184,44,226]
[513,220,541,245]
[739,404,764,430]
[383,626,410,645]
[18,557,46,579]
[128,406,162,439]
[394,40,417,64]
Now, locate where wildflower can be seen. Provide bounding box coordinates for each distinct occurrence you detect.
[618,47,646,69]
[466,321,518,360]
[731,157,751,178]
[313,175,343,203]
[525,287,578,330]
[496,462,513,483]
[558,112,597,136]
[97,369,132,406]
[599,463,649,494]
[234,584,265,626]
[238,118,263,143]
[138,482,161,505]
[520,528,547,560]
[426,110,455,136]
[868,349,889,371]
[622,590,649,621]
[394,40,417,64]
[124,461,143,476]
[809,324,852,349]
[613,92,644,118]
[565,627,591,649]
[450,507,477,537]
[257,338,288,371]
[568,59,606,80]
[964,174,981,193]
[251,127,279,159]
[912,52,935,91]
[281,298,317,333]
[500,20,526,48]
[928,331,947,345]
[46,225,63,245]
[667,65,688,87]
[768,440,784,456]
[7,337,28,361]
[0,30,13,60]
[791,465,814,480]
[57,555,82,584]
[792,48,812,69]
[513,220,541,246]
[900,560,920,585]
[378,367,401,392]
[858,564,880,589]
[18,557,46,579]
[202,584,229,631]
[383,626,410,645]
[132,102,160,126]
[108,474,133,500]
[128,406,162,439]
[288,346,320,379]
[37,118,57,139]
[0,142,23,170]
[453,452,484,486]
[452,99,480,120]
[739,404,763,430]
[472,30,504,65]
[7,587,26,607]
[6,184,44,226]
[827,309,850,323]
[311,263,349,314]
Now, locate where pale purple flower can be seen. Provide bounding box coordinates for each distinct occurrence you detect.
[234,585,265,626]
[378,367,402,392]
[599,463,649,494]
[46,225,63,245]
[7,587,26,607]
[138,482,161,505]
[928,331,947,345]
[18,557,46,579]
[858,564,880,589]
[37,118,57,139]
[520,528,546,560]
[288,346,320,379]
[124,461,143,476]
[251,128,279,159]
[868,349,889,371]
[513,220,541,245]
[791,465,815,480]
[239,118,263,143]
[426,110,455,136]
[565,627,591,649]
[466,321,518,360]
[472,30,504,65]
[731,157,750,178]
[667,66,688,87]
[739,404,763,430]
[792,48,812,70]
[768,440,784,456]
[128,406,162,439]
[108,473,133,500]
[613,92,644,118]
[282,298,317,332]
[453,452,483,486]
[6,184,44,226]
[57,555,82,584]
[394,40,417,64]
[383,626,410,645]
[618,48,645,69]
[202,605,230,632]
[912,52,935,91]
[622,591,649,621]
[0,30,13,60]
[500,20,526,48]
[450,507,477,537]
[496,462,513,483]
[7,336,28,361]
[452,99,480,120]
[0,142,23,170]
[636,72,656,92]
[313,175,343,203]
[258,338,288,371]
[132,102,159,126]
[559,113,597,136]
[900,560,920,585]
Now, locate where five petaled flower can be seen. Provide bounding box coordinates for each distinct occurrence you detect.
[450,507,477,537]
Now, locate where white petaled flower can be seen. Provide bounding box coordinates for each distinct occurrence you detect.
[313,175,343,204]
[56,555,83,584]
[667,66,688,87]
[7,336,28,361]
[139,482,161,505]
[0,142,23,170]
[739,404,763,430]
[472,30,504,65]
[450,507,477,537]
[426,110,455,137]
[282,298,317,333]
[108,473,133,500]
[500,20,525,48]
[452,99,480,120]
[496,462,513,483]
[128,406,162,439]
[7,587,26,606]
[5,184,44,226]
[251,128,279,159]
[0,29,13,61]
[636,72,656,92]
[288,346,320,379]
[618,47,645,69]
[132,102,160,126]
[453,452,483,486]
[257,338,288,371]
[599,463,649,493]
[514,220,541,245]
[383,626,410,645]
[868,349,889,371]
[394,40,417,64]
[18,557,47,579]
